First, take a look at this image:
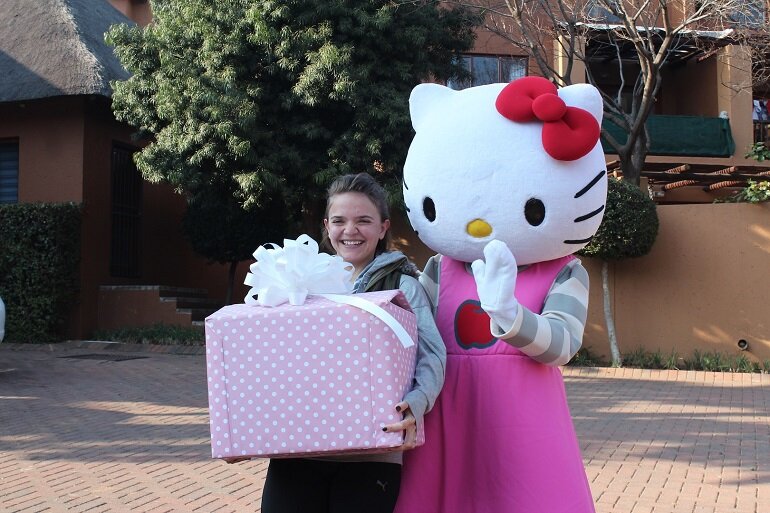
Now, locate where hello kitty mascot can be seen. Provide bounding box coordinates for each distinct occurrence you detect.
[395,76,606,513]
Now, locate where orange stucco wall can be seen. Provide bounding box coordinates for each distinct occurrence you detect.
[0,98,85,202]
[390,203,770,364]
[661,56,719,116]
[0,95,243,339]
[582,202,770,364]
[108,0,152,26]
[74,98,246,338]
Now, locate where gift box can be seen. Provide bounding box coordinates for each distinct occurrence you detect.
[205,289,422,459]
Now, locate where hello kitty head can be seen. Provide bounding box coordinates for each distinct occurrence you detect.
[403,76,608,265]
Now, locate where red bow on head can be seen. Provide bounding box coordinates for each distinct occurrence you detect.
[495,76,600,161]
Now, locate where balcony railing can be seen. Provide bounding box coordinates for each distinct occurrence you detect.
[601,115,735,157]
[754,121,770,145]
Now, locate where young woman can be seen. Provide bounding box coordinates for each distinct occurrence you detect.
[259,173,446,513]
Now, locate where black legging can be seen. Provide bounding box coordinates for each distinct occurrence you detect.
[261,458,401,513]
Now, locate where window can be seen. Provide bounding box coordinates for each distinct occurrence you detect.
[0,141,19,204]
[728,0,765,27]
[587,0,622,23]
[110,143,142,278]
[447,55,527,90]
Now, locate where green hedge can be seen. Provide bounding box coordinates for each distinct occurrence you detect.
[578,177,659,261]
[0,203,81,342]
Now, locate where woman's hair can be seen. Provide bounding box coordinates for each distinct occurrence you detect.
[322,173,391,255]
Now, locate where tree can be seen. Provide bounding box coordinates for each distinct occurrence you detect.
[181,185,289,305]
[578,178,659,366]
[431,0,760,184]
[107,0,481,213]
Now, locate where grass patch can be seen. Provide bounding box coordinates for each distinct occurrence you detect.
[622,347,682,370]
[93,323,204,346]
[683,350,769,373]
[569,346,770,373]
[567,347,602,367]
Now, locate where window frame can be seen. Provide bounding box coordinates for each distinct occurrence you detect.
[447,54,528,90]
[0,139,19,204]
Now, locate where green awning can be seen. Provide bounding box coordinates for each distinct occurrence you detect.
[601,115,735,157]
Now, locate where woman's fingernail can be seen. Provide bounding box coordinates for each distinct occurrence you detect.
[382,427,388,432]
[395,405,402,412]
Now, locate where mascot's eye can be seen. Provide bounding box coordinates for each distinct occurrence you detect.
[423,197,436,222]
[524,198,545,226]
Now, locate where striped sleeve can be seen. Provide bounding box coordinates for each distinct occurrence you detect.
[491,259,590,366]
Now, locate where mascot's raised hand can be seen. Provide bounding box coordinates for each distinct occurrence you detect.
[471,240,519,333]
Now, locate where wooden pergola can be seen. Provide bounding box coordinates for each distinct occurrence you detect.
[606,161,770,203]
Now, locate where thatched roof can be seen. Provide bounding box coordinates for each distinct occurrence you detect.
[0,0,133,103]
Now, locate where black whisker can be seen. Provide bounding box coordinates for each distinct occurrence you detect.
[405,206,410,213]
[574,170,606,199]
[403,178,409,190]
[574,205,605,223]
[564,236,593,244]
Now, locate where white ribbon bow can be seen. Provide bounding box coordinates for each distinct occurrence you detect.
[244,234,354,307]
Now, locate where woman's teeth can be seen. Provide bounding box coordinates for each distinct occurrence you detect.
[342,241,363,246]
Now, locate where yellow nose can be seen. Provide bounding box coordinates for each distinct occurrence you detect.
[466,219,493,238]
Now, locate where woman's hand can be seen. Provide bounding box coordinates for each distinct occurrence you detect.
[382,401,418,450]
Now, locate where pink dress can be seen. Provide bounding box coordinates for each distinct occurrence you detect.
[395,256,595,513]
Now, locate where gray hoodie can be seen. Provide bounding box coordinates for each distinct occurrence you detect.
[319,250,446,465]
[354,251,446,426]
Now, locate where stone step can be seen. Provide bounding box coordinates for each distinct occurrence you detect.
[176,306,221,322]
[157,286,210,299]
[161,296,223,309]
[98,285,219,330]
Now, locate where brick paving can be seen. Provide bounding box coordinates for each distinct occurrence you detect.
[1,343,768,513]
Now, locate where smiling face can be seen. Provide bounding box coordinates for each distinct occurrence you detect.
[324,192,391,277]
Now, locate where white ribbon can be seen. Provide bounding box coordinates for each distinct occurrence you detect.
[243,235,415,348]
[244,234,354,307]
[319,294,415,348]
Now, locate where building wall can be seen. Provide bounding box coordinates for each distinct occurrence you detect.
[0,98,85,202]
[391,203,770,364]
[75,98,245,337]
[108,0,152,26]
[582,202,770,364]
[0,96,243,338]
[661,56,719,116]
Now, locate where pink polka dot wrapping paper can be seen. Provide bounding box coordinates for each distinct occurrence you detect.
[205,289,423,459]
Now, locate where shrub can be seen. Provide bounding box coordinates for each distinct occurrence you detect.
[714,179,770,204]
[745,141,770,161]
[577,177,659,367]
[578,177,659,261]
[0,203,81,342]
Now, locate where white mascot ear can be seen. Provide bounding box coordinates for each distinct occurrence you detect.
[409,83,457,132]
[558,83,604,124]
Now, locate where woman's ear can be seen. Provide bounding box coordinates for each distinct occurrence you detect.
[380,219,391,239]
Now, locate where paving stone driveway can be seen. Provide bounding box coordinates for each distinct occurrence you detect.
[1,343,768,513]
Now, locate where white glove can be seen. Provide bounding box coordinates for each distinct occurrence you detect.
[471,240,519,333]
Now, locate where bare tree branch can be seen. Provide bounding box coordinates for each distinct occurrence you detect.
[397,0,765,183]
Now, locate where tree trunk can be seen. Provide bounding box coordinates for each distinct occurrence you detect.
[619,129,648,186]
[602,260,622,367]
[225,260,238,306]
